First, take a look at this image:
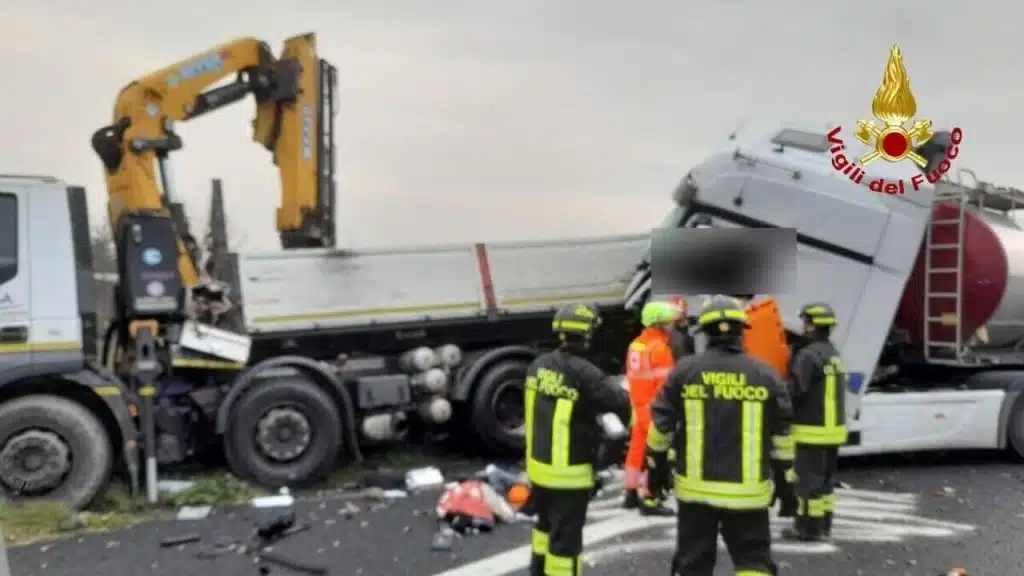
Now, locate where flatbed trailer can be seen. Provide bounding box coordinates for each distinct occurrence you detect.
[0,174,646,507]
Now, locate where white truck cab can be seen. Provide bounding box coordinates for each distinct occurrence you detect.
[0,176,91,366]
[0,175,137,508]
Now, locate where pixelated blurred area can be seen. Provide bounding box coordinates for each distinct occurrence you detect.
[650,227,796,296]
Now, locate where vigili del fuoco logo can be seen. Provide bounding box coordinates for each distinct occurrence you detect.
[827,44,963,195]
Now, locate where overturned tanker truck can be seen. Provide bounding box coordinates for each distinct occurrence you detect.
[625,123,1024,460]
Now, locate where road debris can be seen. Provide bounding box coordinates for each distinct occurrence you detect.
[406,466,445,491]
[251,487,294,509]
[176,505,212,520]
[159,533,201,547]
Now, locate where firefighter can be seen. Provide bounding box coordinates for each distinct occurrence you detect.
[646,295,793,576]
[526,303,631,576]
[622,301,678,515]
[781,302,847,542]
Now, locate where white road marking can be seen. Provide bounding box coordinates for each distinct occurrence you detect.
[432,474,976,576]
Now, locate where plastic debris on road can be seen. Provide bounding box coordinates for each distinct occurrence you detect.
[251,487,294,508]
[176,505,212,520]
[406,466,445,491]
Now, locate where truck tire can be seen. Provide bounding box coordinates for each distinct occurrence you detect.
[0,395,111,509]
[1007,394,1024,459]
[223,378,343,488]
[470,360,529,455]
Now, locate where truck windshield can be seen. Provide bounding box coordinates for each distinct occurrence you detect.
[0,193,16,285]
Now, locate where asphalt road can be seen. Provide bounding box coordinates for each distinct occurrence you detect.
[5,453,1024,575]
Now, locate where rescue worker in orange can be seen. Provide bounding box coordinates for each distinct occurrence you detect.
[622,301,677,515]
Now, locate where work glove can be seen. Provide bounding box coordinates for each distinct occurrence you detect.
[645,450,671,497]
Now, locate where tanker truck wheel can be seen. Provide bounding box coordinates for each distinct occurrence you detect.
[224,378,343,488]
[1007,394,1024,460]
[0,395,111,509]
[470,360,528,456]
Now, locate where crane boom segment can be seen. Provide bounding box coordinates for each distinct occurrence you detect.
[90,33,337,292]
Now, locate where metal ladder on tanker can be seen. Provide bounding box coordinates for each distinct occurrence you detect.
[922,171,971,364]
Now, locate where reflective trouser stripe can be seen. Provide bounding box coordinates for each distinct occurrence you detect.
[545,553,581,575]
[822,493,837,512]
[771,434,794,461]
[531,529,549,555]
[735,571,773,575]
[798,497,828,518]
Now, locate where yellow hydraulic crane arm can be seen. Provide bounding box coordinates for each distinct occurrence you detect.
[91,33,338,291]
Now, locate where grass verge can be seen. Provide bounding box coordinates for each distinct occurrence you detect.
[0,447,471,546]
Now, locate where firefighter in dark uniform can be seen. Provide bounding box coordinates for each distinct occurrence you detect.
[526,303,631,576]
[780,302,847,542]
[646,296,793,576]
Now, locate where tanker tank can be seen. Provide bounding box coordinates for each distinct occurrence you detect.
[894,181,1024,350]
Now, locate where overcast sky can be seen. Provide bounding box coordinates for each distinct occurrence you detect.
[0,1,1013,250]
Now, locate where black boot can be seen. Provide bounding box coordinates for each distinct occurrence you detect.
[529,554,545,576]
[777,499,798,518]
[622,490,640,509]
[781,515,825,542]
[823,512,833,537]
[639,497,674,517]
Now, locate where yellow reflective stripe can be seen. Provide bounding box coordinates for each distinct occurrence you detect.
[629,341,647,351]
[771,434,794,460]
[526,459,594,489]
[544,554,575,576]
[735,571,773,576]
[784,467,797,483]
[674,476,773,510]
[647,425,672,452]
[684,399,704,481]
[551,398,574,467]
[791,424,847,445]
[667,447,676,462]
[697,308,748,325]
[799,497,828,517]
[525,388,536,460]
[553,320,590,332]
[531,529,549,555]
[94,386,121,397]
[822,493,837,512]
[742,401,763,483]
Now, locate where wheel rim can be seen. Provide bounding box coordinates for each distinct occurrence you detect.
[255,407,312,463]
[0,430,71,495]
[491,380,525,435]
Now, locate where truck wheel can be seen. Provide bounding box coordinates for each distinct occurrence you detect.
[224,378,343,487]
[471,360,528,455]
[1007,394,1024,459]
[0,395,111,509]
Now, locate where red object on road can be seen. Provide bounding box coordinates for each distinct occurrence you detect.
[435,480,495,528]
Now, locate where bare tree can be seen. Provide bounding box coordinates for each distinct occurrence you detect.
[90,226,116,334]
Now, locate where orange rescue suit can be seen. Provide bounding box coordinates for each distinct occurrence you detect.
[743,297,790,378]
[623,328,674,489]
